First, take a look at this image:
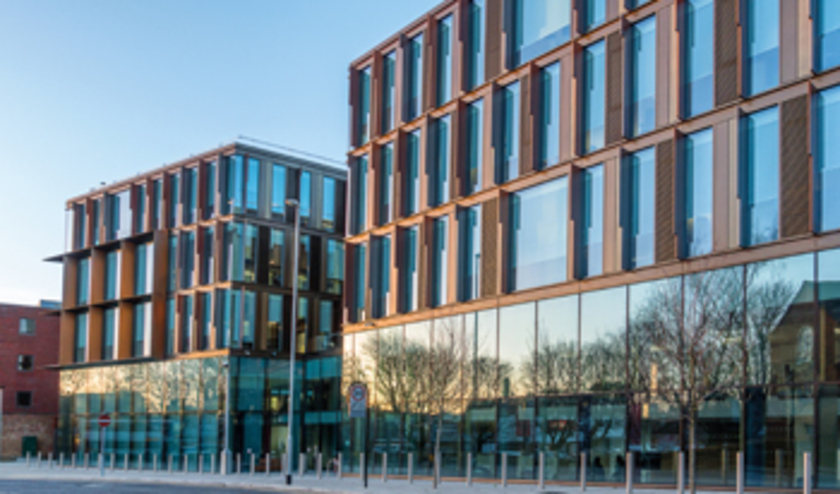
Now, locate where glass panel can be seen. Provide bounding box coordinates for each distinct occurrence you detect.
[74,313,87,362]
[236,357,265,411]
[406,34,424,121]
[358,66,371,146]
[467,0,485,90]
[77,257,90,305]
[165,296,175,355]
[352,155,368,235]
[372,235,391,318]
[540,62,561,168]
[509,177,568,291]
[466,99,484,195]
[134,243,148,295]
[582,41,606,154]
[300,170,312,227]
[379,143,394,225]
[352,243,367,322]
[271,163,286,219]
[167,234,178,290]
[744,0,779,96]
[401,226,419,312]
[322,176,337,232]
[242,291,256,349]
[430,115,451,207]
[183,167,197,225]
[629,395,680,484]
[497,81,520,183]
[581,287,626,392]
[104,250,118,300]
[498,398,536,479]
[513,0,570,66]
[326,239,344,295]
[818,384,840,488]
[815,0,840,72]
[683,128,714,257]
[267,293,283,352]
[584,394,627,481]
[536,295,578,395]
[297,297,309,354]
[200,227,213,285]
[406,129,421,215]
[537,396,579,481]
[102,307,116,361]
[268,228,284,287]
[458,205,481,302]
[316,300,334,351]
[152,179,162,229]
[683,0,714,116]
[818,248,840,382]
[203,161,215,221]
[297,234,310,290]
[180,231,195,289]
[431,216,449,307]
[198,292,211,351]
[382,51,397,133]
[742,107,779,246]
[203,358,219,412]
[168,173,180,228]
[815,85,840,232]
[627,17,656,137]
[437,15,453,106]
[499,303,536,398]
[246,158,259,213]
[627,147,656,268]
[180,295,193,352]
[581,164,604,278]
[582,0,606,32]
[244,224,257,283]
[223,155,244,215]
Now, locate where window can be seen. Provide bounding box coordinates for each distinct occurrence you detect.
[683,128,714,257]
[382,52,397,133]
[352,243,367,322]
[431,217,449,307]
[379,143,394,225]
[104,250,119,300]
[181,295,194,352]
[582,41,606,154]
[106,189,131,241]
[134,184,146,233]
[626,147,656,268]
[214,289,231,348]
[497,81,520,183]
[405,33,424,121]
[300,170,312,227]
[151,179,162,229]
[183,167,197,225]
[73,203,87,250]
[74,312,87,363]
[509,177,568,291]
[180,231,195,289]
[815,0,840,72]
[467,0,485,90]
[540,62,561,169]
[203,161,216,220]
[77,257,90,305]
[322,176,337,232]
[18,318,35,335]
[102,307,116,361]
[458,205,481,301]
[741,106,779,246]
[168,172,180,227]
[511,0,570,66]
[244,291,256,348]
[316,300,334,351]
[401,226,419,312]
[744,0,779,96]
[167,234,178,290]
[197,294,211,352]
[132,302,150,357]
[682,0,714,117]
[91,198,101,246]
[351,155,368,235]
[17,355,33,371]
[244,224,258,283]
[297,234,312,290]
[267,294,283,351]
[269,228,285,287]
[580,164,604,278]
[626,0,651,8]
[627,17,656,137]
[16,392,32,408]
[582,0,606,32]
[295,297,309,354]
[326,239,344,295]
[816,86,840,232]
[271,164,286,219]
[466,99,484,194]
[200,227,214,285]
[246,158,260,213]
[430,115,451,206]
[406,129,421,215]
[165,296,176,354]
[372,235,391,318]
[222,155,244,215]
[135,242,151,295]
[437,15,453,106]
[358,66,372,146]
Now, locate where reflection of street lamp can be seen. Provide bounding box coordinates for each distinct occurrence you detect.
[285,198,301,485]
[221,358,231,474]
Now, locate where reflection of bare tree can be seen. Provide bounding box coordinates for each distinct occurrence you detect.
[536,340,577,395]
[581,333,627,392]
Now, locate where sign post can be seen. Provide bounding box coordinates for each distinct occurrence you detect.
[98,413,111,477]
[348,383,368,488]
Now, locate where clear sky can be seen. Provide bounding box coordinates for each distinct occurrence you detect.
[0,0,440,305]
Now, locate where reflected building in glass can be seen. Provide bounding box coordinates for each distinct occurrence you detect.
[49,141,346,471]
[344,0,840,490]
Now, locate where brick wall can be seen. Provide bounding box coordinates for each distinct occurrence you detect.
[1,414,54,458]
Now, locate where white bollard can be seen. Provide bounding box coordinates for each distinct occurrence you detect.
[407,452,413,483]
[184,454,189,474]
[199,454,204,474]
[317,453,322,479]
[338,452,343,479]
[382,452,388,482]
[209,453,215,474]
[677,452,685,494]
[124,453,129,472]
[360,453,366,485]
[581,452,587,491]
[539,452,545,490]
[236,453,241,474]
[153,453,158,472]
[501,452,508,487]
[467,452,472,486]
[804,452,812,494]
[736,452,744,494]
[110,453,115,471]
[138,453,143,471]
[265,453,270,476]
[282,453,288,477]
[168,454,173,473]
[48,452,53,469]
[435,451,441,487]
[59,452,65,469]
[250,453,255,476]
[299,452,306,477]
[626,452,634,494]
[84,452,89,469]
[26,452,30,467]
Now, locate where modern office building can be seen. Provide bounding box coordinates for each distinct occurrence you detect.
[0,302,60,458]
[48,141,346,470]
[344,0,840,489]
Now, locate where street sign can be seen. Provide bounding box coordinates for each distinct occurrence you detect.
[98,413,111,428]
[348,383,367,419]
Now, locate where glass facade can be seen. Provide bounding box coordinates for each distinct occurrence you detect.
[741,106,779,247]
[300,171,312,228]
[269,228,284,287]
[540,62,560,169]
[104,250,119,301]
[626,147,655,269]
[372,235,391,319]
[467,0,485,90]
[815,0,840,72]
[582,41,605,154]
[184,167,197,225]
[508,177,568,292]
[382,51,396,133]
[77,257,90,306]
[815,85,840,233]
[405,34,423,121]
[326,239,344,295]
[682,0,714,117]
[322,176,337,232]
[582,0,606,33]
[102,307,116,361]
[683,128,713,257]
[74,313,87,363]
[497,81,520,184]
[351,155,368,235]
[405,130,421,215]
[223,155,244,215]
[358,66,371,146]
[379,143,394,226]
[400,226,419,313]
[430,115,450,207]
[458,205,481,302]
[580,164,604,278]
[512,0,570,66]
[466,99,483,195]
[271,163,286,219]
[134,243,151,295]
[437,15,453,106]
[352,243,366,323]
[431,216,448,308]
[203,161,215,221]
[627,17,656,137]
[744,0,779,96]
[168,172,180,228]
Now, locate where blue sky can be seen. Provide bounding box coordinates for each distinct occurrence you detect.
[0,0,439,305]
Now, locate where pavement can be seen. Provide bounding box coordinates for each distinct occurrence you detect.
[0,460,759,493]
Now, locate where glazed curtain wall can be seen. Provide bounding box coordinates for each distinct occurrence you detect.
[340,247,840,488]
[58,356,341,472]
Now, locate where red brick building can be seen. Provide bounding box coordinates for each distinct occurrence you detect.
[0,303,59,458]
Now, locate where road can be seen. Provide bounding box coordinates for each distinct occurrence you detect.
[0,479,314,493]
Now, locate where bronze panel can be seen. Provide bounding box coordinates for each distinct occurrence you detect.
[655,139,676,262]
[485,0,503,80]
[481,197,499,297]
[780,94,810,238]
[714,0,738,106]
[606,31,624,145]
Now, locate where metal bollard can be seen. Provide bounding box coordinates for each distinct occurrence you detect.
[59,452,65,469]
[69,453,74,469]
[236,453,241,474]
[299,453,306,477]
[26,451,30,467]
[435,451,441,487]
[265,453,270,476]
[282,453,288,477]
[110,453,115,471]
[677,452,685,494]
[138,453,143,471]
[316,453,322,479]
[153,453,158,472]
[581,452,587,491]
[407,452,413,483]
[382,452,387,482]
[736,452,744,494]
[250,453,255,476]
[539,452,545,490]
[48,452,53,469]
[804,452,812,494]
[168,454,173,473]
[184,454,189,474]
[209,454,215,474]
[84,452,89,469]
[360,453,366,485]
[124,453,129,472]
[199,454,204,474]
[338,452,343,479]
[501,453,508,487]
[776,449,783,487]
[626,452,634,494]
[466,452,472,486]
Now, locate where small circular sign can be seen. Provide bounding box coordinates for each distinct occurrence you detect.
[98,413,111,428]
